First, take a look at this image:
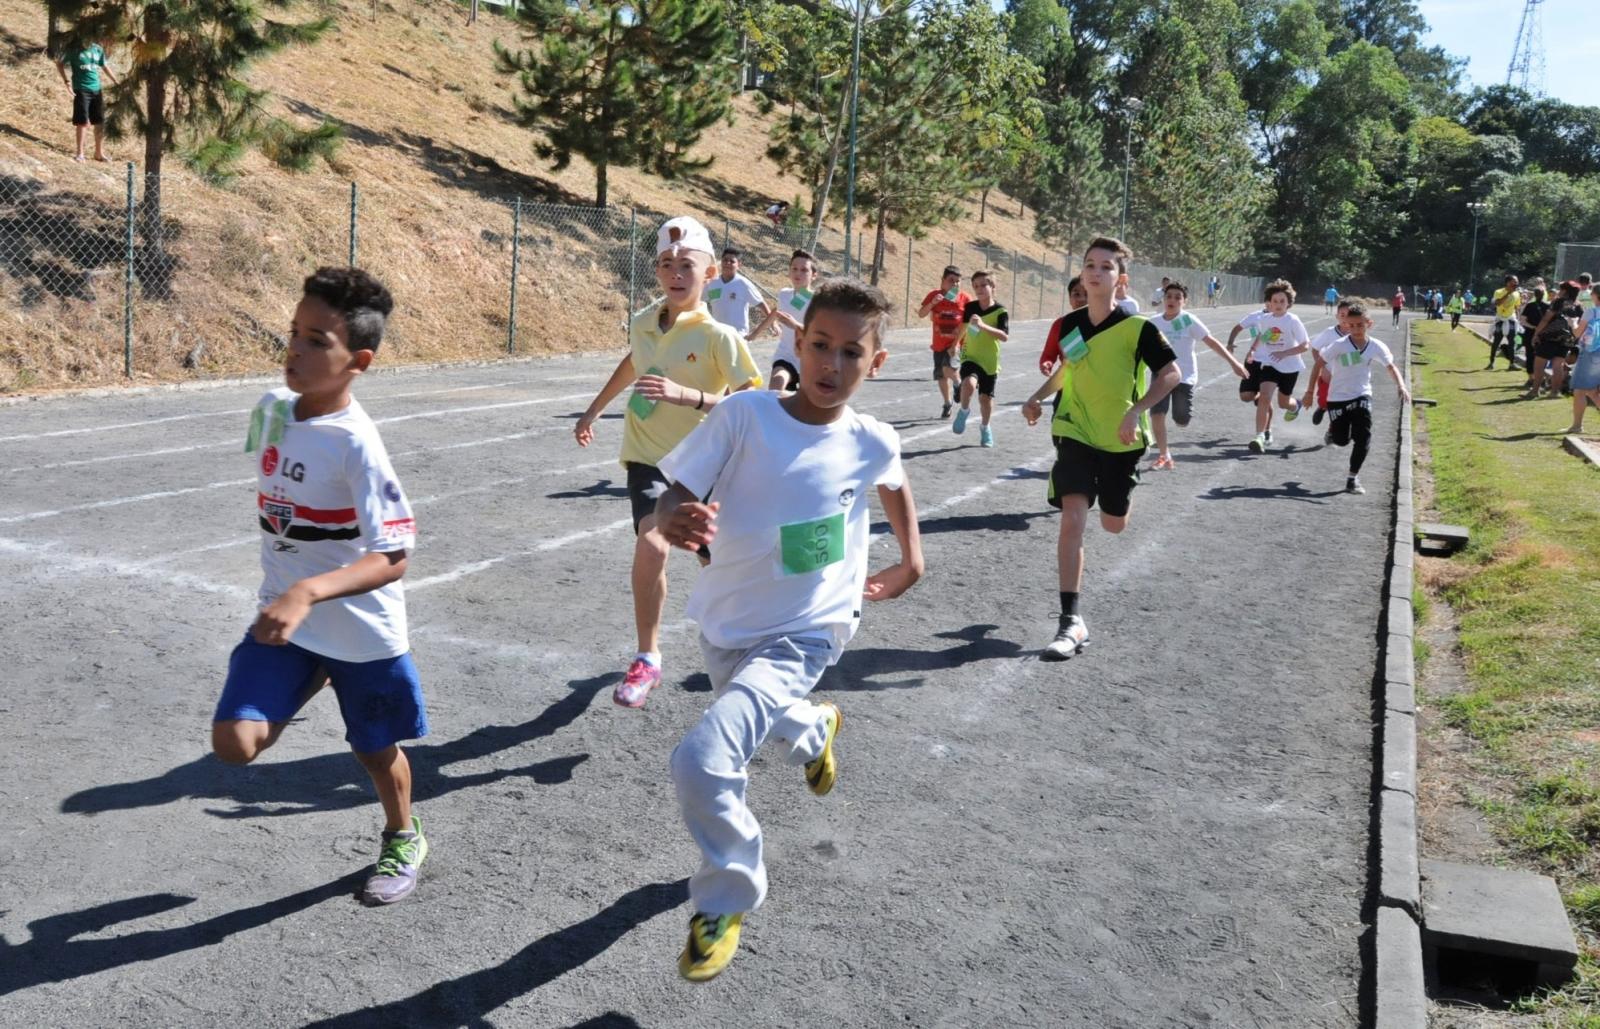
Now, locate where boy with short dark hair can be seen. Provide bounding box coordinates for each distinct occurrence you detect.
[55,36,118,162]
[1145,281,1247,469]
[215,267,429,906]
[1226,279,1311,452]
[655,277,923,981]
[918,265,972,418]
[574,216,764,708]
[952,270,1009,447]
[1315,303,1409,494]
[703,247,772,339]
[1022,237,1179,660]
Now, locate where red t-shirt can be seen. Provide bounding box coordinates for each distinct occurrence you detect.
[1039,317,1067,370]
[923,289,973,351]
[1391,292,1405,309]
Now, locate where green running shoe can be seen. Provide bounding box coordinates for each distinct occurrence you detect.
[362,815,428,906]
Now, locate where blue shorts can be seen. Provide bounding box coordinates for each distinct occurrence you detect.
[214,633,428,754]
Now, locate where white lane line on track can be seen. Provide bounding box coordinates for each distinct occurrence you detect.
[0,377,561,445]
[0,391,594,474]
[0,534,251,599]
[407,517,636,590]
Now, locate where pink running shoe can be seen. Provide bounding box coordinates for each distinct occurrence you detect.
[614,658,662,708]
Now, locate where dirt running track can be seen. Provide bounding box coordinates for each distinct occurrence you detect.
[0,303,1403,1027]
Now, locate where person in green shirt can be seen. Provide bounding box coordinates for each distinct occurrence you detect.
[1445,290,1465,330]
[1022,236,1179,661]
[55,38,117,163]
[951,270,1009,447]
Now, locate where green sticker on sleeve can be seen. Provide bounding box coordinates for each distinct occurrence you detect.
[245,404,265,453]
[779,512,845,576]
[1062,328,1089,363]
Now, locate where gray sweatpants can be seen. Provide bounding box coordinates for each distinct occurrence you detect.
[670,633,836,916]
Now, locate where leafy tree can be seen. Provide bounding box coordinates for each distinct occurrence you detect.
[496,0,740,207]
[1463,86,1600,178]
[44,0,337,250]
[1482,171,1600,278]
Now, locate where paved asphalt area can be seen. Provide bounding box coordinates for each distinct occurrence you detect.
[0,303,1405,1027]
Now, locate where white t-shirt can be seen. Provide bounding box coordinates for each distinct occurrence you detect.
[1317,336,1394,402]
[773,287,814,368]
[1147,310,1211,385]
[1240,310,1311,372]
[657,390,903,655]
[249,388,416,662]
[703,273,765,335]
[1117,296,1140,315]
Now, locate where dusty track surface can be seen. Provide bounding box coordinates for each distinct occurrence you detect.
[0,304,1400,1026]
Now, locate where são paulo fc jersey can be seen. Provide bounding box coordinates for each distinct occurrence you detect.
[249,388,415,661]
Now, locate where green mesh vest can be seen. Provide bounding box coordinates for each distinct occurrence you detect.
[1050,315,1151,453]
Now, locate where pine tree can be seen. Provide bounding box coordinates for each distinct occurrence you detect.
[45,0,337,264]
[496,0,740,207]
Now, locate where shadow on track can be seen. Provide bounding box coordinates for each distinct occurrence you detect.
[1199,481,1347,502]
[301,880,687,1027]
[547,479,630,500]
[680,624,1023,694]
[0,870,367,997]
[60,674,611,819]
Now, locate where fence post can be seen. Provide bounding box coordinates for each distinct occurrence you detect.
[722,216,730,252]
[627,207,638,340]
[123,162,134,378]
[507,197,521,354]
[347,182,358,266]
[948,242,954,267]
[1011,250,1018,315]
[904,240,912,328]
[1038,250,1044,319]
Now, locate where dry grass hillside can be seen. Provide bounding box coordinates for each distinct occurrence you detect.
[0,0,1070,392]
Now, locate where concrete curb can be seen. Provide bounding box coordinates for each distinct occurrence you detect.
[1372,316,1425,1027]
[1564,433,1600,469]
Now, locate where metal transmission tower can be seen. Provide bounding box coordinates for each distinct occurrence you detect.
[1508,0,1545,94]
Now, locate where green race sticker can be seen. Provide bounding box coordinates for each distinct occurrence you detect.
[628,366,665,419]
[1062,328,1089,363]
[943,289,958,302]
[707,286,723,301]
[779,512,845,576]
[1338,350,1365,367]
[266,399,290,445]
[245,405,265,453]
[1172,313,1193,332]
[790,290,811,311]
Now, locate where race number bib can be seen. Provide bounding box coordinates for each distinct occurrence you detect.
[707,286,723,301]
[790,289,812,311]
[1171,313,1193,333]
[1062,328,1089,364]
[779,512,845,576]
[245,399,291,453]
[628,366,665,420]
[1337,350,1366,367]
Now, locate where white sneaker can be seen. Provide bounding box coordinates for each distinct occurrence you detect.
[1042,615,1089,661]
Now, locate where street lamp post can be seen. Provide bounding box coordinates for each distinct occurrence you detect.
[841,0,865,277]
[1467,202,1486,294]
[1119,97,1143,241]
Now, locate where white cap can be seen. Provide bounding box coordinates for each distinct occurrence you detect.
[656,216,716,257]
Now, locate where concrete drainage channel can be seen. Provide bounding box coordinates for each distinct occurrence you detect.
[1372,317,1583,1026]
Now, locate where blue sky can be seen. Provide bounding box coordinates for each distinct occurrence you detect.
[1418,0,1600,107]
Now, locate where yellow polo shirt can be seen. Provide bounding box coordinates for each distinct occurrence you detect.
[1493,287,1521,319]
[620,300,763,467]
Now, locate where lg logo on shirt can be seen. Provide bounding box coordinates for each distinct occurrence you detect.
[259,446,305,482]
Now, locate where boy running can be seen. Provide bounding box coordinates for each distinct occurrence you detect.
[1390,288,1405,327]
[1315,303,1410,494]
[751,249,820,392]
[1324,285,1339,314]
[1227,279,1311,452]
[1037,276,1089,374]
[1300,299,1356,431]
[952,270,1010,447]
[214,267,429,906]
[654,278,923,981]
[918,266,972,418]
[1446,289,1464,330]
[574,217,763,708]
[1022,237,1179,659]
[1145,281,1247,469]
[703,247,772,339]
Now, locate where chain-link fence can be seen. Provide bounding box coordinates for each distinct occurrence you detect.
[0,163,1264,389]
[1556,242,1600,285]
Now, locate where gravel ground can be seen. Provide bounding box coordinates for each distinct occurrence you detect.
[0,303,1401,1027]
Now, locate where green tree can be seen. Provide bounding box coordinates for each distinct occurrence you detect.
[1483,171,1600,277]
[496,0,740,207]
[44,0,337,252]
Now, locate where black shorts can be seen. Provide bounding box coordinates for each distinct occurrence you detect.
[958,360,997,397]
[933,348,956,379]
[1239,361,1263,398]
[1150,382,1194,425]
[1536,337,1572,360]
[625,462,710,558]
[1241,362,1298,395]
[771,359,799,390]
[1048,435,1143,518]
[1326,398,1373,446]
[71,89,104,127]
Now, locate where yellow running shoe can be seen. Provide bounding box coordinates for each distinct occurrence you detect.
[804,702,843,796]
[678,912,744,982]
